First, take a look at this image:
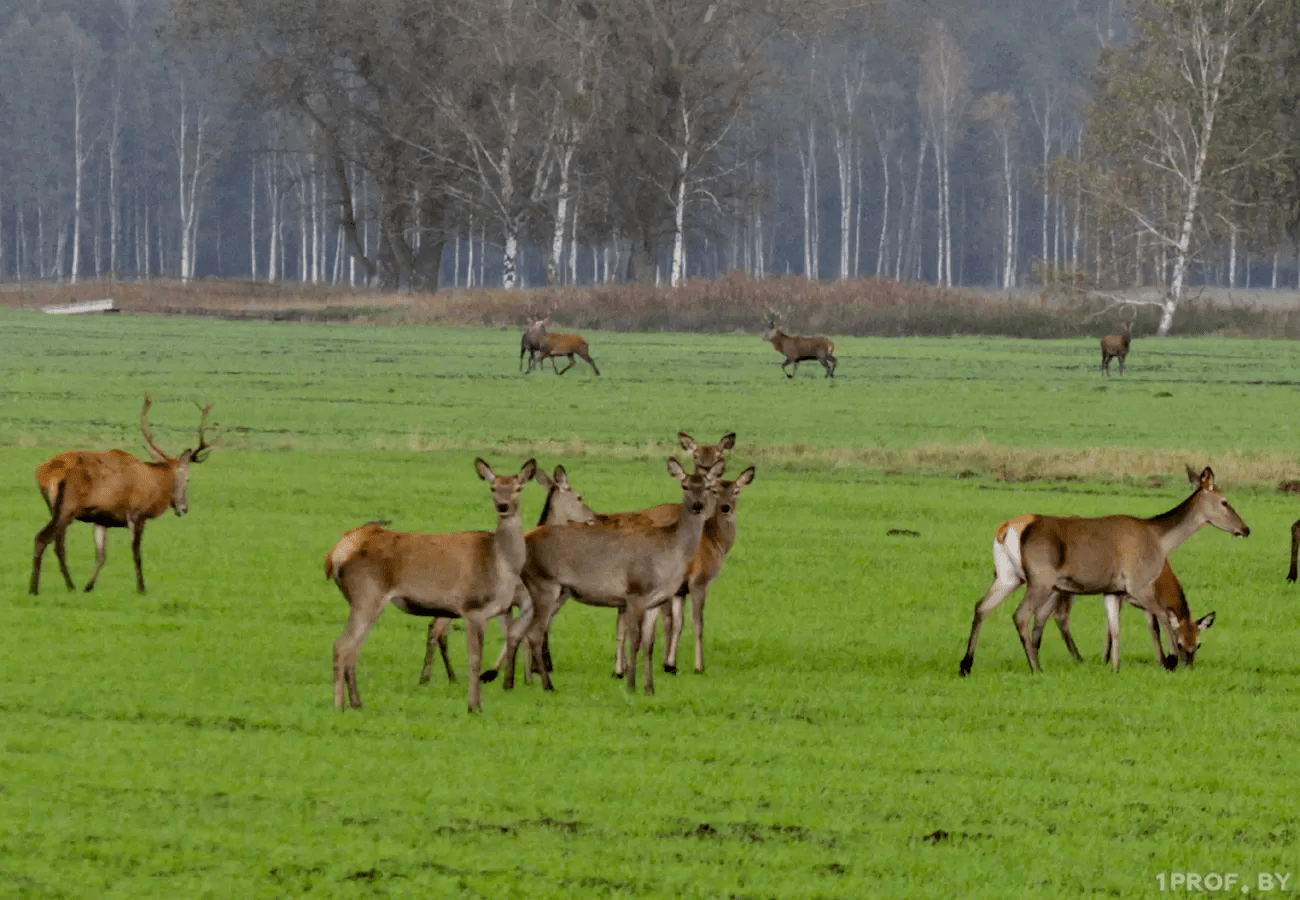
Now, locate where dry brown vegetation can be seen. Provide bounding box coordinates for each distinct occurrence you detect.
[6,275,1300,337]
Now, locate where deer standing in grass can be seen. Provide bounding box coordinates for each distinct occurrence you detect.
[326,458,539,713]
[522,313,600,375]
[963,514,1215,675]
[30,395,214,595]
[763,315,836,378]
[555,431,737,678]
[1100,309,1135,375]
[958,467,1248,676]
[498,457,723,696]
[418,463,597,686]
[1288,519,1300,583]
[654,466,755,675]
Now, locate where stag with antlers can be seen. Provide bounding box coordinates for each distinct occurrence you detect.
[30,395,214,595]
[763,310,836,378]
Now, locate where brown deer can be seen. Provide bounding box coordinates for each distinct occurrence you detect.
[959,467,1248,676]
[449,432,737,687]
[418,463,597,686]
[30,395,214,595]
[1288,519,1299,583]
[656,466,755,675]
[499,457,723,696]
[963,514,1214,676]
[523,313,600,375]
[1099,309,1135,375]
[325,457,538,713]
[763,315,836,378]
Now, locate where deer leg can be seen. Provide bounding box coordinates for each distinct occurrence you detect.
[1049,593,1084,663]
[555,355,577,375]
[824,354,837,378]
[959,571,1024,676]
[781,359,794,378]
[83,525,108,593]
[1150,610,1178,670]
[581,353,600,375]
[1012,586,1054,673]
[420,618,455,685]
[663,593,685,674]
[613,610,629,678]
[51,524,76,592]
[126,518,147,594]
[334,602,383,709]
[1104,593,1123,672]
[621,606,641,693]
[465,616,485,713]
[688,584,707,673]
[1287,518,1299,583]
[640,604,659,696]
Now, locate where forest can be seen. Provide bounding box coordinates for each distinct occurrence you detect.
[1,0,1298,330]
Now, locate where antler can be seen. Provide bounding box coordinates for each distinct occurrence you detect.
[140,394,169,462]
[191,401,215,463]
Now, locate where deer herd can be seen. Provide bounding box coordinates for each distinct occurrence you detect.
[22,312,1297,714]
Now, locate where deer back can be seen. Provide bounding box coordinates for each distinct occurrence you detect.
[544,331,589,355]
[38,449,183,524]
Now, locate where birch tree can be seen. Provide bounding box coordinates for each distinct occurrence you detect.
[918,20,970,288]
[1085,0,1278,334]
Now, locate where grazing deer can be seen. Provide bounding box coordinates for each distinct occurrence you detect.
[499,457,723,696]
[326,457,538,713]
[30,395,214,595]
[959,467,1248,676]
[1288,519,1299,583]
[1099,310,1135,375]
[418,463,597,686]
[763,315,836,378]
[963,514,1214,675]
[522,313,600,375]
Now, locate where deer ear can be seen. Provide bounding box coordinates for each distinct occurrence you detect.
[678,432,696,452]
[1200,467,1215,489]
[707,459,726,482]
[734,466,755,488]
[667,457,686,480]
[553,465,569,488]
[719,433,736,451]
[475,458,495,482]
[533,468,554,489]
[518,458,537,482]
[1198,611,1216,630]
[1166,610,1181,631]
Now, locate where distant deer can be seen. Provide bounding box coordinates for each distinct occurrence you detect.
[959,467,1248,676]
[763,314,836,378]
[522,313,600,375]
[1099,309,1135,375]
[326,458,538,713]
[30,395,214,595]
[498,457,723,695]
[964,514,1214,675]
[418,463,597,687]
[1289,519,1300,583]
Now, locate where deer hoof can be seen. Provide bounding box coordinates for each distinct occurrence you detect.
[958,655,974,677]
[480,669,498,684]
[612,670,625,680]
[663,664,677,674]
[1162,655,1179,671]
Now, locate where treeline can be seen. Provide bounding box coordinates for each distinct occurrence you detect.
[2,0,1300,328]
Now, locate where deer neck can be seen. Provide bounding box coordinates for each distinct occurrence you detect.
[705,513,736,554]
[1148,492,1207,558]
[674,499,711,558]
[493,511,526,571]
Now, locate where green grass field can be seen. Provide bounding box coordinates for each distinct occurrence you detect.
[1,309,1298,898]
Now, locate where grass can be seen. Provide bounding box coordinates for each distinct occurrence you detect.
[1,308,1299,897]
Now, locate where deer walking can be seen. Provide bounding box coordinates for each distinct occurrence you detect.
[763,316,836,378]
[522,313,600,376]
[1288,519,1299,583]
[326,458,539,713]
[30,395,214,595]
[962,514,1214,676]
[498,457,723,696]
[959,467,1248,676]
[1100,310,1135,375]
